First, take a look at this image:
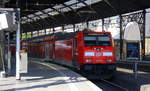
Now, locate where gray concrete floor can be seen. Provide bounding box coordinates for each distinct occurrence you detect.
[0,61,102,91]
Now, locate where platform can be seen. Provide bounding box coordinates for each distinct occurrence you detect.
[0,61,102,91]
[115,62,150,91]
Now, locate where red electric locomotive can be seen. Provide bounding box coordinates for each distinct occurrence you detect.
[26,29,116,79]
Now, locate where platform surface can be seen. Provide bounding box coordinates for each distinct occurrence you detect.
[115,61,150,91]
[0,61,102,91]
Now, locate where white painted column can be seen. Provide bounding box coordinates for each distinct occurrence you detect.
[15,9,21,80]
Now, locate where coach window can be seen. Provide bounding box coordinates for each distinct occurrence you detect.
[84,33,111,46]
[97,35,111,46]
[84,36,97,46]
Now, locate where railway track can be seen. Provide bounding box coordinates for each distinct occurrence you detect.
[100,79,129,91]
[93,79,129,91]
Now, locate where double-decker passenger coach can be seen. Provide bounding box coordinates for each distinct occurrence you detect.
[18,29,116,79]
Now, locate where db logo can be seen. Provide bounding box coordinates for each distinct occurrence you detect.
[95,52,102,56]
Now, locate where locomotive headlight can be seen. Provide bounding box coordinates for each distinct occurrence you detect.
[84,52,95,56]
[103,52,112,56]
[85,59,92,62]
[106,59,112,62]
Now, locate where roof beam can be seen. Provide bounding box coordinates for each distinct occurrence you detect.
[50,7,70,24]
[61,3,82,17]
[32,13,51,27]
[77,0,103,19]
[103,0,119,13]
[25,16,43,30]
[78,0,97,13]
[48,0,82,25]
[22,22,35,32]
[40,10,60,26]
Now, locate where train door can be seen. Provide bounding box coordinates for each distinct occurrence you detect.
[73,38,77,59]
[53,42,55,59]
[49,43,54,59]
[73,37,80,69]
[45,43,50,59]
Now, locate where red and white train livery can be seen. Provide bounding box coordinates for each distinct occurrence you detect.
[16,30,116,79]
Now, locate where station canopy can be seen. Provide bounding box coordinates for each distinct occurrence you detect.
[4,0,150,32]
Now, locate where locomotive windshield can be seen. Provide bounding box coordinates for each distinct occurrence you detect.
[84,33,111,46]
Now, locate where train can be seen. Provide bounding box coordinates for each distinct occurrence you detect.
[11,29,116,79]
